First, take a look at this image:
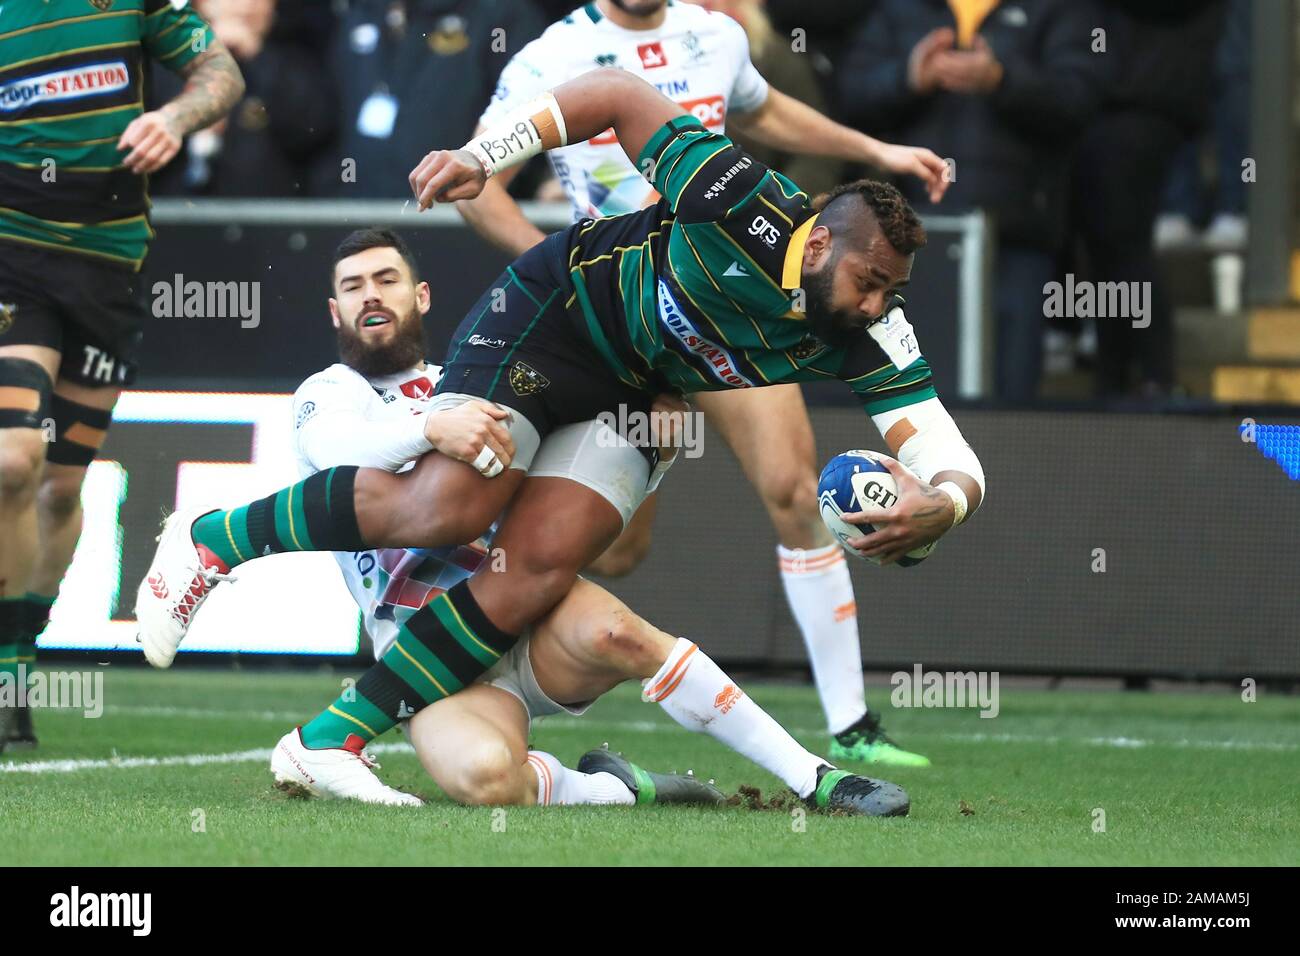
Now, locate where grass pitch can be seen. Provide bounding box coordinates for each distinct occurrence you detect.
[2,667,1297,866]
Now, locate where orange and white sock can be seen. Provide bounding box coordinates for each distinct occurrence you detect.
[778,543,867,734]
[644,638,823,799]
[525,750,634,806]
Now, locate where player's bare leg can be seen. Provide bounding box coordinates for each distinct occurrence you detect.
[0,345,60,751]
[536,577,907,816]
[136,446,526,668]
[9,378,119,748]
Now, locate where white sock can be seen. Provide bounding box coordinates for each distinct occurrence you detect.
[645,638,824,799]
[525,750,634,806]
[778,543,867,734]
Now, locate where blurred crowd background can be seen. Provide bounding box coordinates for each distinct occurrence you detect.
[148,0,1269,406]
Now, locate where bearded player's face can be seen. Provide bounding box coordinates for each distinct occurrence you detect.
[800,232,913,348]
[330,246,430,376]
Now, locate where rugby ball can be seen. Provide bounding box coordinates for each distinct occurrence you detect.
[818,450,936,567]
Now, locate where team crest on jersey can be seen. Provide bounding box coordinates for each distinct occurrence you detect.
[88,0,114,10]
[0,302,15,336]
[682,31,706,63]
[508,362,550,397]
[792,336,824,361]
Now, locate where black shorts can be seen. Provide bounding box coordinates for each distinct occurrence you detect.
[0,240,145,386]
[437,230,655,440]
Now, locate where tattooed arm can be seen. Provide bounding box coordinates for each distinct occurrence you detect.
[118,42,245,175]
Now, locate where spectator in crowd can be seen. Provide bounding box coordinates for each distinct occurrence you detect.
[319,0,545,197]
[763,0,877,111]
[686,0,842,197]
[1157,0,1250,251]
[1072,0,1226,399]
[836,0,1109,403]
[150,0,336,197]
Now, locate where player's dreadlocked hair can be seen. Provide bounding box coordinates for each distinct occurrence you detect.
[812,179,927,255]
[331,228,421,287]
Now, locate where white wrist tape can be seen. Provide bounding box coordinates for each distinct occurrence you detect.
[936,481,968,527]
[472,445,503,479]
[464,92,569,179]
[871,396,986,503]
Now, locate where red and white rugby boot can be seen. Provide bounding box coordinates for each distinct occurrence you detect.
[133,508,235,668]
[271,728,423,806]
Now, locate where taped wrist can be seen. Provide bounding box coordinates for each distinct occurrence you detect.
[464,92,569,179]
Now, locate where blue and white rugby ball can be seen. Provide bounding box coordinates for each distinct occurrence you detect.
[818,450,936,567]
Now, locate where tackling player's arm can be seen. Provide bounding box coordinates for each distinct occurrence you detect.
[294,377,515,475]
[726,88,949,204]
[121,3,245,175]
[411,69,682,207]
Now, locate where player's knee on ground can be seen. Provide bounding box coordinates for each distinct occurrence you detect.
[442,738,532,806]
[0,431,47,504]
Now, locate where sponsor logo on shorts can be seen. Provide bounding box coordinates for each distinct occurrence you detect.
[656,279,753,388]
[0,61,130,112]
[467,334,507,349]
[508,361,550,396]
[0,301,16,335]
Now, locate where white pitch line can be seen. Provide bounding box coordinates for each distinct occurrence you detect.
[0,742,412,775]
[4,723,1294,776]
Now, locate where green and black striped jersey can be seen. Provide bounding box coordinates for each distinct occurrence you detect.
[0,0,214,270]
[562,115,937,417]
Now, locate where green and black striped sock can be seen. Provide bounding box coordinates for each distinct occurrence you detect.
[0,596,23,684]
[18,592,53,674]
[190,466,367,570]
[300,580,518,749]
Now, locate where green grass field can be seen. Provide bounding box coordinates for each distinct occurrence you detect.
[2,667,1297,866]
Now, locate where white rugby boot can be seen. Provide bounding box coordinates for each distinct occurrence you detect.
[133,508,234,668]
[271,728,423,806]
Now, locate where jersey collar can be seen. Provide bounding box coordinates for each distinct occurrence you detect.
[781,213,819,290]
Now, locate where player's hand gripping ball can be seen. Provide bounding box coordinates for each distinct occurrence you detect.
[818,450,937,567]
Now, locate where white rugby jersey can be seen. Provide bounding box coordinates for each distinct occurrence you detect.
[481,0,768,219]
[292,362,492,659]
